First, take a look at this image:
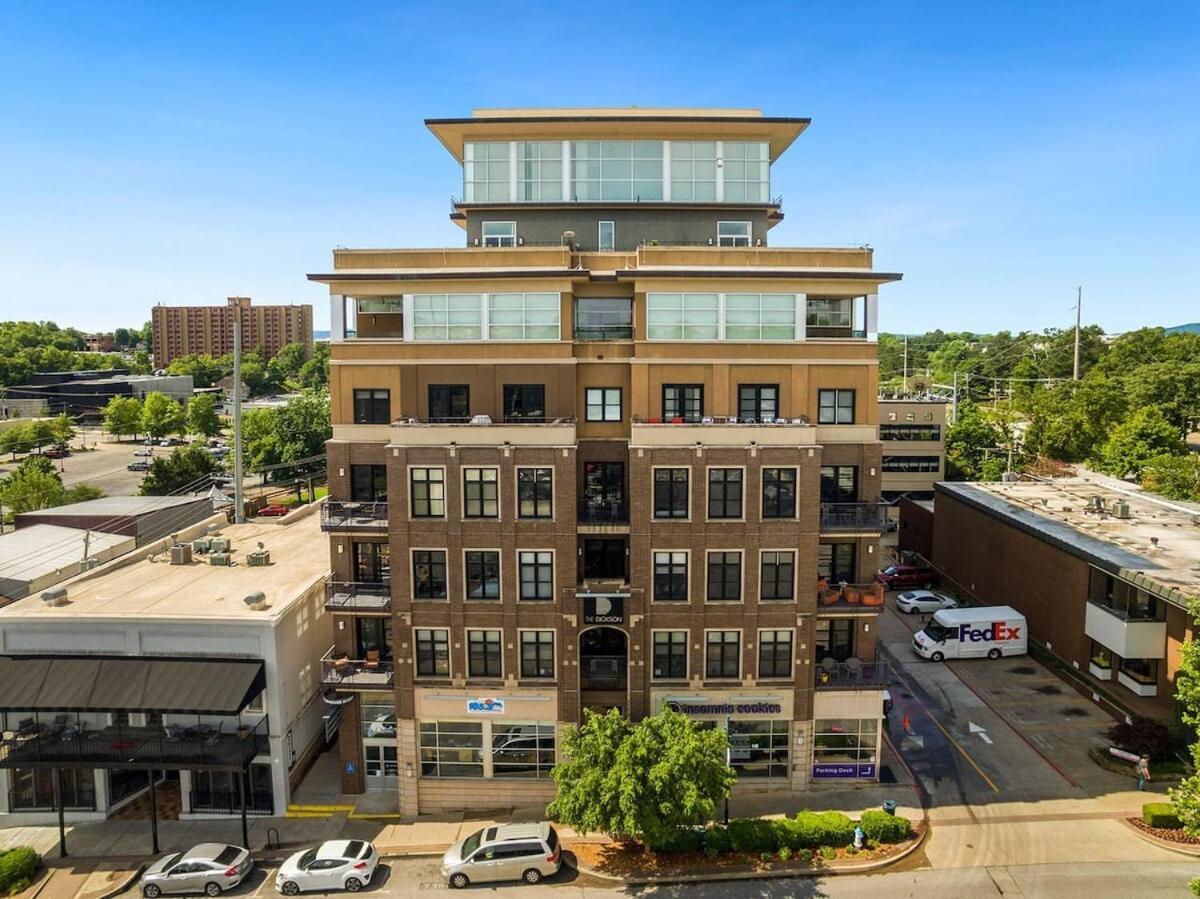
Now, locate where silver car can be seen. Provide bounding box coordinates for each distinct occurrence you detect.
[441,822,560,889]
[141,844,253,897]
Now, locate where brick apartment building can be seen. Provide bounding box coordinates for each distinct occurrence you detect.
[151,297,313,369]
[309,108,900,815]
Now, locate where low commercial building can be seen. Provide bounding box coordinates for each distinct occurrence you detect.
[0,525,134,604]
[4,371,194,416]
[931,474,1199,722]
[16,495,214,546]
[878,397,947,502]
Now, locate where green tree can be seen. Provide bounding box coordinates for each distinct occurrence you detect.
[267,342,308,388]
[140,392,186,439]
[944,403,1007,480]
[63,483,104,504]
[1091,407,1186,479]
[166,354,226,388]
[103,396,143,440]
[1140,454,1200,502]
[1168,600,1200,899]
[139,445,220,495]
[239,351,270,396]
[547,708,736,850]
[27,419,54,451]
[1023,376,1127,462]
[297,342,330,389]
[274,391,331,469]
[186,394,221,438]
[242,408,281,472]
[129,350,153,375]
[0,456,66,513]
[50,412,75,445]
[0,423,33,459]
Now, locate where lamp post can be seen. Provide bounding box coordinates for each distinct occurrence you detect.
[723,715,731,826]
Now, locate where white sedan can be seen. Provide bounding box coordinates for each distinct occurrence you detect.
[896,590,958,614]
[275,841,379,895]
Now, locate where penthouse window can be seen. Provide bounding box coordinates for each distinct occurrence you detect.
[717,221,752,247]
[720,141,770,202]
[463,141,511,202]
[662,384,703,422]
[503,384,545,421]
[806,297,853,329]
[412,295,484,341]
[353,389,390,424]
[410,292,562,342]
[519,141,563,201]
[818,389,856,424]
[488,293,560,340]
[668,141,717,201]
[428,384,469,421]
[646,293,798,341]
[572,140,663,201]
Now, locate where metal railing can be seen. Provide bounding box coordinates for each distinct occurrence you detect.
[578,500,629,524]
[633,415,810,426]
[320,501,388,531]
[573,325,635,340]
[815,657,889,689]
[816,581,885,610]
[819,503,889,531]
[324,581,391,613]
[321,647,395,688]
[394,416,575,427]
[189,789,274,815]
[7,790,96,812]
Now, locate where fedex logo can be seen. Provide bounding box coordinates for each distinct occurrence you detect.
[958,622,1021,643]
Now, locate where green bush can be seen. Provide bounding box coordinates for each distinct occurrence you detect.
[777,811,856,849]
[759,851,773,862]
[0,847,39,894]
[702,826,732,856]
[797,848,813,863]
[658,827,704,854]
[859,809,913,843]
[778,846,792,861]
[728,818,781,853]
[1144,802,1182,829]
[820,846,837,860]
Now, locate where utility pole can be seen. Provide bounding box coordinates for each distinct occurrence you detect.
[952,371,958,425]
[232,299,245,523]
[902,334,909,394]
[1073,286,1082,380]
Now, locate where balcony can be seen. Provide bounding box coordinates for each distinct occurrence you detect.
[320,647,395,690]
[580,657,628,692]
[391,416,576,447]
[1084,600,1167,660]
[324,581,391,614]
[817,581,885,612]
[819,503,889,532]
[320,501,388,532]
[815,656,889,689]
[632,416,817,448]
[577,500,629,526]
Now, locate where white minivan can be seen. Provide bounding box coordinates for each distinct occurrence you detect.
[912,606,1027,661]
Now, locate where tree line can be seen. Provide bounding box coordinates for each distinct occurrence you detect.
[0,320,152,386]
[164,341,329,393]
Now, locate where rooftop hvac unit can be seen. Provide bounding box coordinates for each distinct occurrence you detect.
[192,537,212,553]
[246,542,271,567]
[41,587,69,607]
[243,591,268,611]
[170,543,193,565]
[1112,500,1132,519]
[209,552,232,566]
[209,536,232,553]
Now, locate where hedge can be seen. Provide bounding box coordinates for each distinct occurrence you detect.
[1143,802,1182,829]
[859,809,912,843]
[0,847,39,895]
[672,809,911,857]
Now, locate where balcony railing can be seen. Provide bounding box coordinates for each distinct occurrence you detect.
[321,647,395,689]
[320,501,388,531]
[324,581,391,613]
[395,415,575,426]
[817,581,885,611]
[573,324,634,341]
[815,656,890,689]
[634,415,810,427]
[578,500,629,524]
[581,657,628,692]
[189,789,274,816]
[820,502,889,532]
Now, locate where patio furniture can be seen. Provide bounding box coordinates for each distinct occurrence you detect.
[845,657,864,679]
[364,649,381,671]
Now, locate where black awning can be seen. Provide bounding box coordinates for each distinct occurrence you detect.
[0,655,266,716]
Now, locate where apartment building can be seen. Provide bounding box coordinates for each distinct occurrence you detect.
[151,297,314,369]
[878,397,947,502]
[309,108,900,816]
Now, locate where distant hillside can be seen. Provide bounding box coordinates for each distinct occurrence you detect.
[1166,323,1200,334]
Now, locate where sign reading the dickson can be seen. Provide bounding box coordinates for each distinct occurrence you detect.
[582,594,624,625]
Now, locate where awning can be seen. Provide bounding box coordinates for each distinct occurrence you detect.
[0,655,266,716]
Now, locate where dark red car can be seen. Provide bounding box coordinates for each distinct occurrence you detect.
[256,504,290,517]
[875,563,940,590]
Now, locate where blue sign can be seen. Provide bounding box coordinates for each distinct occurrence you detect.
[812,763,876,779]
[467,697,506,715]
[345,761,357,775]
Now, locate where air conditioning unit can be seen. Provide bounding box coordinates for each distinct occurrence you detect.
[209,552,232,566]
[247,549,271,567]
[192,537,212,554]
[41,587,69,607]
[170,544,193,565]
[209,536,232,553]
[1112,500,1132,519]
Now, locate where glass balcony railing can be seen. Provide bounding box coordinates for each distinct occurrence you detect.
[320,501,389,531]
[819,503,889,531]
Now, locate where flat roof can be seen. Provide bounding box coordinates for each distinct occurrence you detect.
[0,511,328,623]
[937,473,1200,606]
[25,494,208,518]
[0,525,133,586]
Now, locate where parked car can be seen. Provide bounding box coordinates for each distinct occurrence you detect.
[256,504,290,517]
[135,448,155,457]
[141,844,253,897]
[160,437,186,447]
[275,840,378,895]
[895,589,958,614]
[442,822,560,888]
[875,563,940,590]
[128,460,151,471]
[42,446,69,458]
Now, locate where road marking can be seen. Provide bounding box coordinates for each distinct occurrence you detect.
[969,722,994,745]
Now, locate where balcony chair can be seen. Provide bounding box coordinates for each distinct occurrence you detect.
[845,657,864,680]
[364,649,382,671]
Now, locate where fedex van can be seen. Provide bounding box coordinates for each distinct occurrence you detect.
[912,606,1027,661]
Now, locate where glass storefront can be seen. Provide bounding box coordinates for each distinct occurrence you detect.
[9,768,96,811]
[728,720,790,779]
[419,719,557,779]
[812,717,878,779]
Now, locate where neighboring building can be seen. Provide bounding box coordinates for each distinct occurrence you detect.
[83,333,116,353]
[0,510,332,833]
[151,297,314,369]
[930,474,1200,723]
[4,371,193,416]
[878,397,946,502]
[309,107,900,815]
[15,495,214,546]
[0,525,134,604]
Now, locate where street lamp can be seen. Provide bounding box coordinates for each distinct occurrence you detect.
[723,715,731,826]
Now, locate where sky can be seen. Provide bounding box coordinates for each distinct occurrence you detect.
[1,2,1198,336]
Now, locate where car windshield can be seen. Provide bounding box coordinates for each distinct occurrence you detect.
[924,622,953,642]
[461,829,484,858]
[298,849,317,868]
[883,566,901,575]
[162,853,184,871]
[214,847,240,866]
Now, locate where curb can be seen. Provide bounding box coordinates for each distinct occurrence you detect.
[1119,817,1200,858]
[96,865,146,899]
[23,868,55,899]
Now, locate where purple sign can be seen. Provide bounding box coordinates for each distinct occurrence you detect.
[812,763,877,779]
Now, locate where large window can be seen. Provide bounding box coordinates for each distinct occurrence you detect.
[662,384,703,422]
[758,630,793,678]
[9,768,95,811]
[820,465,859,503]
[463,141,510,202]
[813,718,878,768]
[653,468,690,518]
[492,722,556,778]
[519,631,555,679]
[597,220,615,251]
[883,455,941,473]
[419,721,484,777]
[350,464,387,502]
[721,141,770,202]
[517,468,553,518]
[353,389,390,425]
[409,467,445,518]
[646,293,719,340]
[818,389,856,424]
[353,541,390,583]
[463,467,499,519]
[761,468,797,518]
[488,293,560,340]
[760,551,795,600]
[412,294,484,341]
[360,693,396,738]
[412,550,447,599]
[465,551,501,600]
[706,551,742,601]
[467,629,503,678]
[585,387,622,422]
[705,631,741,679]
[717,221,752,247]
[574,298,632,340]
[519,551,554,600]
[728,720,790,779]
[880,424,942,441]
[646,293,797,341]
[653,551,688,601]
[415,628,450,677]
[503,384,545,421]
[806,297,853,328]
[572,140,663,201]
[738,384,778,422]
[819,543,857,584]
[708,468,743,519]
[725,294,796,340]
[669,141,717,201]
[518,141,563,201]
[481,221,516,247]
[428,384,469,421]
[652,630,689,680]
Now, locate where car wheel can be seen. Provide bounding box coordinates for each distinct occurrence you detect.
[281,882,300,896]
[449,873,469,889]
[344,878,362,893]
[205,884,222,897]
[988,648,1002,660]
[143,886,161,899]
[523,868,543,884]
[931,651,945,662]
[908,606,920,615]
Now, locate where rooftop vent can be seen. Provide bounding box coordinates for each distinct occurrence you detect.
[1112,500,1132,519]
[209,552,232,566]
[246,542,271,567]
[243,591,268,611]
[41,587,69,607]
[170,543,193,565]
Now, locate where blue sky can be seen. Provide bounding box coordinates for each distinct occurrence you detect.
[1,2,1198,335]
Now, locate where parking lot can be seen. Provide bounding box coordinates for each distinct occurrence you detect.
[0,429,149,498]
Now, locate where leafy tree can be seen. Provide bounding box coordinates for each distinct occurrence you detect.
[140,392,186,439]
[139,445,220,495]
[0,456,65,512]
[0,424,33,459]
[26,419,54,450]
[129,350,153,374]
[297,342,330,389]
[50,412,75,445]
[186,394,221,438]
[267,342,308,388]
[547,708,736,850]
[242,407,281,472]
[944,403,1008,480]
[1090,407,1186,479]
[1140,454,1200,502]
[103,395,142,439]
[166,354,226,388]
[64,483,104,504]
[1168,601,1200,896]
[239,350,270,396]
[1023,376,1127,462]
[275,391,331,467]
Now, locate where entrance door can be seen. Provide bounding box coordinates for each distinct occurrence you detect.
[363,741,399,792]
[579,627,628,713]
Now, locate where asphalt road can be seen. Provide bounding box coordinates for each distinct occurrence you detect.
[0,429,149,499]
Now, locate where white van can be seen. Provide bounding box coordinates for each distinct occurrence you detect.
[912,606,1027,661]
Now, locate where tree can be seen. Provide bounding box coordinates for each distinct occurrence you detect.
[139,445,220,495]
[267,342,308,388]
[944,403,1008,480]
[243,391,331,480]
[0,456,66,513]
[1168,600,1200,899]
[140,392,186,439]
[186,394,221,438]
[50,412,75,445]
[1140,454,1200,502]
[103,396,142,440]
[547,708,736,850]
[63,483,104,504]
[0,423,33,459]
[297,342,330,389]
[1091,407,1186,479]
[242,408,281,472]
[166,354,225,388]
[26,419,54,451]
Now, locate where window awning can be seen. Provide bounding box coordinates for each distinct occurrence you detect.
[0,655,266,716]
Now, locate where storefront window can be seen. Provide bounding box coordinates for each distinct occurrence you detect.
[419,721,484,777]
[491,723,556,778]
[813,718,878,766]
[728,720,790,778]
[361,692,396,738]
[9,768,95,811]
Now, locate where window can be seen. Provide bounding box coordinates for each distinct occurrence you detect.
[708,468,743,519]
[488,293,560,340]
[419,721,484,777]
[409,467,445,518]
[761,468,797,518]
[668,141,717,201]
[721,141,770,202]
[467,629,503,678]
[585,387,622,422]
[428,384,469,421]
[598,220,615,251]
[415,629,450,677]
[519,631,555,679]
[518,551,554,600]
[350,464,387,502]
[653,551,688,601]
[705,631,741,679]
[465,551,501,600]
[360,693,396,738]
[725,294,796,340]
[517,468,553,518]
[653,468,689,519]
[572,140,663,201]
[820,465,858,503]
[464,141,510,202]
[880,424,942,441]
[652,631,688,680]
[758,630,793,679]
[9,768,96,811]
[717,221,751,247]
[518,140,563,201]
[412,550,447,599]
[463,468,499,519]
[353,542,390,583]
[411,294,484,341]
[1120,657,1158,685]
[818,388,856,424]
[760,551,795,600]
[353,389,390,424]
[364,744,399,777]
[354,617,392,661]
[883,455,941,473]
[482,221,516,247]
[492,722,556,778]
[728,720,790,778]
[646,293,719,340]
[662,384,703,422]
[503,384,545,421]
[813,718,878,767]
[574,298,632,340]
[806,297,854,328]
[738,384,778,422]
[819,543,857,584]
[707,551,742,601]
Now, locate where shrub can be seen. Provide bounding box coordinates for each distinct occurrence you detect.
[0,847,39,894]
[1144,802,1182,829]
[1109,717,1175,762]
[702,826,732,856]
[797,848,813,863]
[813,811,857,846]
[728,817,781,853]
[820,846,837,861]
[859,809,913,843]
[778,846,792,861]
[658,827,704,854]
[760,851,773,862]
